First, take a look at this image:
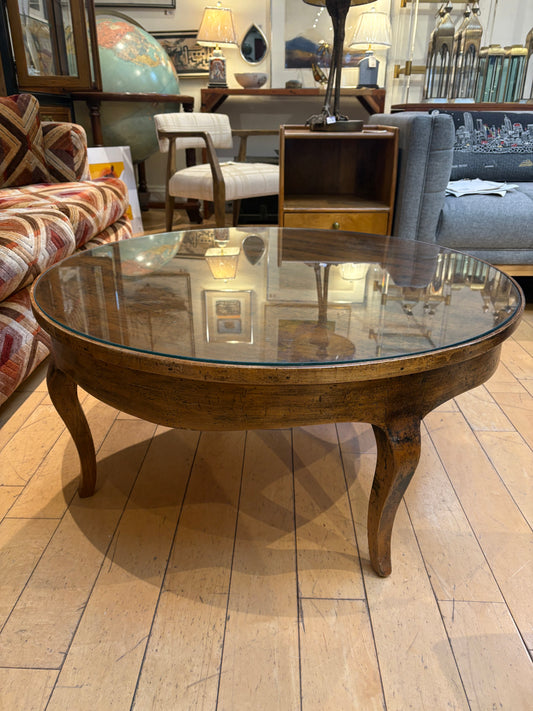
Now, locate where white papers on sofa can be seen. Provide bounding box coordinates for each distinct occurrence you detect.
[446,178,519,197]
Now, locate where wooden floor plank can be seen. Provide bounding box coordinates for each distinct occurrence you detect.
[499,338,533,383]
[0,389,48,455]
[404,427,502,602]
[0,419,155,669]
[340,445,469,711]
[293,424,364,600]
[475,430,533,526]
[425,410,533,650]
[132,430,245,711]
[0,486,21,520]
[439,600,533,710]
[0,402,65,488]
[454,384,514,432]
[217,430,300,711]
[46,427,198,711]
[0,518,58,628]
[484,359,524,395]
[299,598,384,710]
[7,396,119,520]
[0,668,58,711]
[489,387,533,450]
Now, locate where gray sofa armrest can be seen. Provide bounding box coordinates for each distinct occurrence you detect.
[368,112,455,242]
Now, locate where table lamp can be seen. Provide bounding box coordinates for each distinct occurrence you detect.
[205,233,240,280]
[197,1,237,88]
[350,6,392,88]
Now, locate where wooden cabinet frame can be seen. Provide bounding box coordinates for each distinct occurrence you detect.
[5,0,100,92]
[279,125,399,236]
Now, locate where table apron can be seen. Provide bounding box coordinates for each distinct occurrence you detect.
[50,338,502,431]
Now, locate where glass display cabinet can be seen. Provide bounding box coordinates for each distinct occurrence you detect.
[4,0,101,93]
[388,0,533,108]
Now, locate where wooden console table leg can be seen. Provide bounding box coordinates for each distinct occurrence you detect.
[47,360,97,498]
[368,416,421,577]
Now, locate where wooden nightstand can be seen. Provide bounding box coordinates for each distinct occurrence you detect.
[279,125,399,235]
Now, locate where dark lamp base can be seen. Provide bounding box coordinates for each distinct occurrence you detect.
[309,118,364,132]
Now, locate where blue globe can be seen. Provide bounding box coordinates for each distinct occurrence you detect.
[96,14,181,163]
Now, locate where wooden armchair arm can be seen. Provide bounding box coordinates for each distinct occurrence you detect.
[232,129,280,163]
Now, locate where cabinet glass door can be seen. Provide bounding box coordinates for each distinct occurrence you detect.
[6,0,100,92]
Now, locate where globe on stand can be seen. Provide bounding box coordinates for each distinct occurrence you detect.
[94,13,182,164]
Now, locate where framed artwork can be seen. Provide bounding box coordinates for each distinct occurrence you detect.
[123,271,195,357]
[87,146,143,236]
[175,230,218,259]
[94,1,176,8]
[204,290,253,344]
[151,30,213,77]
[264,302,352,361]
[270,0,365,88]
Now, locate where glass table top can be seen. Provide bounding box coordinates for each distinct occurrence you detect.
[32,227,524,367]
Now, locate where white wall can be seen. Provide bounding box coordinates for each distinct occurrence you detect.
[94,0,531,200]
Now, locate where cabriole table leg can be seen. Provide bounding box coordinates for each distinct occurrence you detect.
[368,416,422,577]
[47,359,97,498]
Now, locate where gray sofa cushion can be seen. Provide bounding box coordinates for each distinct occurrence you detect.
[368,112,455,242]
[437,183,533,252]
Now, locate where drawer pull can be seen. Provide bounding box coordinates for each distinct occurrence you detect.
[332,221,340,230]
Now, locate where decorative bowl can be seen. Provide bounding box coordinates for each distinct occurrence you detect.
[234,72,267,89]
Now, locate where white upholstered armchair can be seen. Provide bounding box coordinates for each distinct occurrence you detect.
[154,112,280,230]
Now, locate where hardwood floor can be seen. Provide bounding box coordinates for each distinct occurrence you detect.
[1,215,532,709]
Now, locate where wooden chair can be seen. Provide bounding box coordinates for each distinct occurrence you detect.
[154,112,279,230]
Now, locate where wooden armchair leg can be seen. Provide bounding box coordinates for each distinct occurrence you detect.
[214,201,227,228]
[165,194,175,232]
[232,200,241,227]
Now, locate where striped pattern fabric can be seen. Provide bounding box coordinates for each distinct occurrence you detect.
[0,215,132,407]
[79,215,133,248]
[21,178,130,247]
[0,94,133,405]
[43,122,90,183]
[169,161,279,202]
[0,95,51,187]
[0,288,51,404]
[0,207,76,301]
[0,189,52,210]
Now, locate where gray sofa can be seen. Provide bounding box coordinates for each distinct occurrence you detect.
[368,110,533,275]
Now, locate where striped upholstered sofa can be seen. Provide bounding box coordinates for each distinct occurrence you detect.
[0,94,133,405]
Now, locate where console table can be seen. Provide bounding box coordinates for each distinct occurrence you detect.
[201,88,385,115]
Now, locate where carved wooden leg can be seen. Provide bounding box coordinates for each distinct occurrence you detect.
[368,416,422,577]
[47,360,97,498]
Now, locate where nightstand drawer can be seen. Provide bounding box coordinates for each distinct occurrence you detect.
[283,212,389,234]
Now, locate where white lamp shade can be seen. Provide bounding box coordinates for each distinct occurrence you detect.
[205,247,240,279]
[197,3,237,48]
[350,8,392,50]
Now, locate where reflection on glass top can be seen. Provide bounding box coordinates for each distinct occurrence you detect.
[33,227,523,367]
[18,0,78,78]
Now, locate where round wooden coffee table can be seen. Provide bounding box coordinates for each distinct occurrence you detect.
[31,227,524,576]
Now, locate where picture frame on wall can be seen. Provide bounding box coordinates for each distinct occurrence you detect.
[270,0,365,88]
[94,1,176,8]
[204,290,253,344]
[151,31,213,77]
